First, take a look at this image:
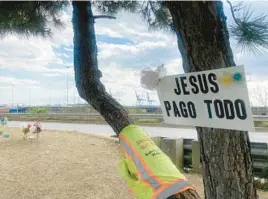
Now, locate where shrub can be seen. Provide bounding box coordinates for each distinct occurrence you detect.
[26,107,50,114]
[261,166,268,180]
[255,166,268,191]
[128,108,146,114]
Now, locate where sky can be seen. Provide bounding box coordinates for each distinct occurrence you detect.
[1,1,268,107]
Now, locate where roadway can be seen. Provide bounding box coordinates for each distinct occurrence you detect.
[7,121,268,143]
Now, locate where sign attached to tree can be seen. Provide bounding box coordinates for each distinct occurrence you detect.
[156,65,254,131]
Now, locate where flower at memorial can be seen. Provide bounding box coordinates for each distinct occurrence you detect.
[233,72,242,82]
[140,64,167,90]
[220,72,233,86]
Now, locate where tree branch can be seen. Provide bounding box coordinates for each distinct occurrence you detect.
[72,1,131,134]
[226,0,239,25]
[93,15,116,20]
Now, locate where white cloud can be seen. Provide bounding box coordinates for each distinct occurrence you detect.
[0,76,39,85]
[64,47,73,52]
[50,10,74,47]
[0,86,13,89]
[42,73,62,77]
[0,82,81,106]
[100,62,176,106]
[0,36,59,73]
[98,40,171,60]
[165,58,184,75]
[0,6,177,106]
[94,9,171,43]
[1,3,268,107]
[96,27,124,38]
[0,8,73,76]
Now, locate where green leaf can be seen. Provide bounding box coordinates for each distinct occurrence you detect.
[0,1,68,38]
[93,1,174,34]
[228,1,268,54]
[93,1,139,15]
[141,2,173,33]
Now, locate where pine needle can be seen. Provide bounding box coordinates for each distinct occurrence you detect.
[228,1,268,55]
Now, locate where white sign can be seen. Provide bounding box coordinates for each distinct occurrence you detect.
[156,65,254,131]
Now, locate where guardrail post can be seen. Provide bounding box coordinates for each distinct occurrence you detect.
[183,138,193,168]
[160,137,184,169]
[191,140,202,173]
[150,136,161,148]
[250,142,268,176]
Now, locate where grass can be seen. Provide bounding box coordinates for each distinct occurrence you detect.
[5,115,162,125]
[254,121,268,127]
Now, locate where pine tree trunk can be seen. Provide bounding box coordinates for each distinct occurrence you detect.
[72,1,199,198]
[165,1,257,199]
[72,1,131,134]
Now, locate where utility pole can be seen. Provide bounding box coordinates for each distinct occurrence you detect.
[49,87,52,106]
[29,88,31,106]
[73,91,76,105]
[49,65,52,106]
[66,66,70,106]
[11,83,14,106]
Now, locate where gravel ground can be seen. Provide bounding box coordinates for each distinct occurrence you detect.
[0,128,267,199]
[0,129,134,199]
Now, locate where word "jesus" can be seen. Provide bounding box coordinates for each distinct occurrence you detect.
[174,73,219,95]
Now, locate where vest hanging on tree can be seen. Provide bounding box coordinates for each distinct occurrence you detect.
[119,125,195,199]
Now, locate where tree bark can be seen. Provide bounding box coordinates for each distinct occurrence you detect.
[72,1,199,198]
[165,1,257,199]
[72,1,131,134]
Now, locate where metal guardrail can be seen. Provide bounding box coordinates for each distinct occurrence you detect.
[183,139,268,176]
[1,112,268,121]
[252,115,268,121]
[183,139,193,167]
[0,113,162,117]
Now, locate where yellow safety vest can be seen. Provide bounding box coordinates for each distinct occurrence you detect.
[119,125,195,199]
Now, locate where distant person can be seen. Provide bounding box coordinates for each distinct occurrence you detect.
[33,120,42,133]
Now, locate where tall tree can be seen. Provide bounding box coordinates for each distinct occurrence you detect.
[252,85,268,113]
[2,1,268,199]
[72,1,200,198]
[0,1,198,198]
[94,1,268,198]
[164,2,257,198]
[0,1,68,38]
[72,1,132,133]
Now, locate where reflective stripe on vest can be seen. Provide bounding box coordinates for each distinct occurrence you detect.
[120,136,161,189]
[120,135,193,199]
[154,180,193,199]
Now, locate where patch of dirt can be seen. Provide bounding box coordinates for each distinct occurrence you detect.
[185,173,268,199]
[0,128,267,199]
[0,129,134,199]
